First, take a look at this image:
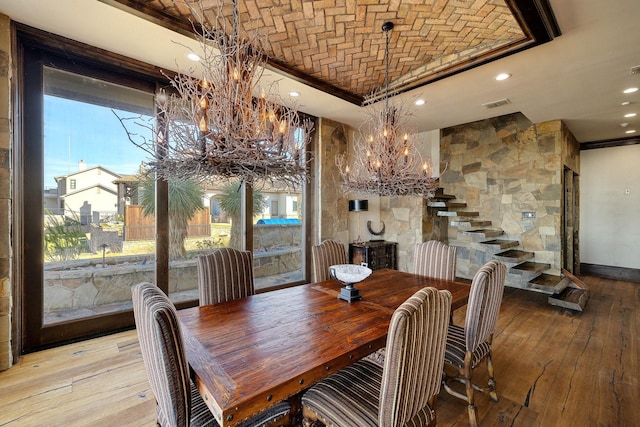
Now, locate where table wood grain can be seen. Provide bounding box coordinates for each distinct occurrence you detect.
[177,268,470,426]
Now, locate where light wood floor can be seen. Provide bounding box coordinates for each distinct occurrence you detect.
[1,275,637,426]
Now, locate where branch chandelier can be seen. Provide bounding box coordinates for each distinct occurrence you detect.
[122,0,313,186]
[336,22,439,198]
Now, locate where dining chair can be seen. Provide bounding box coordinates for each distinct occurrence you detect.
[301,286,452,427]
[442,260,506,427]
[311,239,347,282]
[413,240,457,280]
[197,247,255,306]
[367,240,457,367]
[132,282,290,427]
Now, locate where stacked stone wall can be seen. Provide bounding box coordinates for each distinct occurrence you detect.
[440,113,573,284]
[0,14,12,370]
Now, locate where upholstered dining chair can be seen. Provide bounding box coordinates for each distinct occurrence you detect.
[132,282,290,427]
[197,247,255,306]
[311,239,347,282]
[301,287,452,427]
[367,240,457,367]
[414,240,458,280]
[442,260,506,427]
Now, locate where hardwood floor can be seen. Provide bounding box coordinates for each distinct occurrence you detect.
[0,275,637,426]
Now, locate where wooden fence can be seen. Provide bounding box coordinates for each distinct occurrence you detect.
[124,205,211,240]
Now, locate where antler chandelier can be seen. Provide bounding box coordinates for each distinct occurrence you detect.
[336,22,439,198]
[124,0,312,186]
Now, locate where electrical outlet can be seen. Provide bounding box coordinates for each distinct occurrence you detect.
[522,211,536,219]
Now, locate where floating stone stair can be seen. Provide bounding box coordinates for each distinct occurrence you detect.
[510,261,552,277]
[528,273,570,294]
[461,229,504,239]
[450,219,492,227]
[547,269,590,311]
[428,200,468,209]
[493,249,534,263]
[549,287,590,311]
[480,239,519,250]
[437,210,480,217]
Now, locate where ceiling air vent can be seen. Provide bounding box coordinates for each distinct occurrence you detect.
[631,65,640,75]
[482,98,511,109]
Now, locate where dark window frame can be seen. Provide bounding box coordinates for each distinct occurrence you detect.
[13,23,315,353]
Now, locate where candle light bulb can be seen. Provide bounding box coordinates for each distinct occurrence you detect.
[233,68,240,81]
[403,147,409,156]
[279,120,287,134]
[199,116,208,132]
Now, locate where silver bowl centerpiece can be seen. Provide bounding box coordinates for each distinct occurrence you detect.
[329,264,372,302]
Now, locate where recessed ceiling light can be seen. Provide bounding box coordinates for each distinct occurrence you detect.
[289,91,300,97]
[625,129,636,134]
[495,73,511,81]
[623,87,638,94]
[414,99,426,106]
[620,122,629,127]
[621,101,631,106]
[187,52,201,62]
[624,112,637,118]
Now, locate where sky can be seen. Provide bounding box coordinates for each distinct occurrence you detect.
[43,95,154,188]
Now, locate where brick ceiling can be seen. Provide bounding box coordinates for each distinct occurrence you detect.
[104,0,558,104]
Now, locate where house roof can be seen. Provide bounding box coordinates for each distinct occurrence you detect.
[54,165,122,181]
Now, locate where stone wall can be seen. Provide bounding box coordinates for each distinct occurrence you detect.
[380,197,423,272]
[316,118,350,245]
[439,113,579,286]
[43,246,302,314]
[0,14,12,370]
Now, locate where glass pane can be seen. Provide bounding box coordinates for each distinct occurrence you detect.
[42,67,155,325]
[251,129,307,290]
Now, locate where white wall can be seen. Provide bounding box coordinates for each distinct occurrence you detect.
[580,145,640,269]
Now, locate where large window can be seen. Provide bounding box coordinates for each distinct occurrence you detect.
[17,27,315,352]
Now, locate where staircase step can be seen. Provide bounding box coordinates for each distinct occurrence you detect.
[529,274,570,293]
[428,201,467,209]
[432,188,456,200]
[437,211,480,217]
[481,239,519,250]
[461,229,504,239]
[493,249,534,263]
[548,287,589,311]
[450,220,492,227]
[510,261,551,276]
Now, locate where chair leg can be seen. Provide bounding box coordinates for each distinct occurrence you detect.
[463,363,479,427]
[486,351,498,402]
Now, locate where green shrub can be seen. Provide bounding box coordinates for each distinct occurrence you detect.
[44,210,89,262]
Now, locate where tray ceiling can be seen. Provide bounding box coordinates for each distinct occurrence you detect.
[102,0,559,105]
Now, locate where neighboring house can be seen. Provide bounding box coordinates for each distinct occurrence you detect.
[113,173,144,216]
[53,161,122,224]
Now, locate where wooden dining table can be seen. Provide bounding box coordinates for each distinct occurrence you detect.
[177,268,471,426]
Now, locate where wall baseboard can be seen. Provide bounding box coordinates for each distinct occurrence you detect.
[580,263,640,283]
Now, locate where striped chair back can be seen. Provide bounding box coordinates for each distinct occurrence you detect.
[311,239,347,282]
[197,247,255,305]
[379,287,452,426]
[413,240,457,281]
[132,282,191,427]
[465,260,506,353]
